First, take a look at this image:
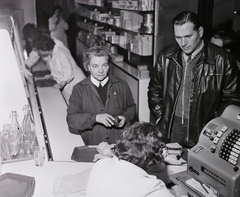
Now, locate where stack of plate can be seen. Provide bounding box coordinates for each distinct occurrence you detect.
[0,173,35,197]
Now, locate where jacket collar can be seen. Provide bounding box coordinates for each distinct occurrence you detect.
[166,39,216,65]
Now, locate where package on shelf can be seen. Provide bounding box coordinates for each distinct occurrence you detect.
[96,29,106,37]
[93,25,104,35]
[95,0,104,6]
[119,35,127,45]
[109,35,120,44]
[104,31,116,41]
[90,9,100,20]
[132,34,142,54]
[98,13,109,23]
[124,32,134,44]
[125,1,138,10]
[130,12,143,31]
[123,20,132,30]
[141,35,152,55]
[113,16,121,27]
[111,1,120,9]
[139,0,154,11]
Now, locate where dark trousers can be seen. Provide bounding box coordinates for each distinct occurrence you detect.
[170,116,188,147]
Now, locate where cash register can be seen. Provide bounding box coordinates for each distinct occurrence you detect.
[170,105,240,197]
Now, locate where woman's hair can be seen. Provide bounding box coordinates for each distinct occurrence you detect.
[212,31,235,51]
[172,11,202,31]
[82,46,113,72]
[114,122,165,171]
[33,34,55,51]
[22,23,41,41]
[53,5,62,14]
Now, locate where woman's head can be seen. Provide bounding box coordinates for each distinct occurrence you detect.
[83,46,113,81]
[33,35,55,57]
[53,5,62,17]
[114,122,165,171]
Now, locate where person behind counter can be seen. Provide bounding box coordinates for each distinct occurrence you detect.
[86,122,216,197]
[148,11,240,148]
[33,34,86,104]
[67,46,136,145]
[49,5,69,48]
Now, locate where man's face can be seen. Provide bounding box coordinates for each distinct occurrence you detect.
[174,22,203,55]
[88,55,109,81]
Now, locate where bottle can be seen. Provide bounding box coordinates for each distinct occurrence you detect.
[21,105,36,154]
[1,124,11,160]
[8,111,21,157]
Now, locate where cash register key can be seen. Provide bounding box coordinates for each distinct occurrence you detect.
[213,137,219,144]
[210,145,216,153]
[221,126,228,132]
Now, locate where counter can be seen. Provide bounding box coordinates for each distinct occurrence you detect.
[2,73,187,196]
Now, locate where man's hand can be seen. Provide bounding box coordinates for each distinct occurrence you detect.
[96,113,115,127]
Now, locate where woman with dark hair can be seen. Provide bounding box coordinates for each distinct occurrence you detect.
[67,46,136,145]
[86,122,184,197]
[33,34,86,103]
[48,5,69,47]
[86,122,216,197]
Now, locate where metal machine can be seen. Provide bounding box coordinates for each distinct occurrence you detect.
[170,105,240,197]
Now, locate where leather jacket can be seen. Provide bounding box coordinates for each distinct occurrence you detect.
[148,39,240,145]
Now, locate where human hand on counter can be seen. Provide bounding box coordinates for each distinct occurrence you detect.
[170,185,188,197]
[93,142,115,162]
[96,113,115,127]
[53,83,63,89]
[117,115,126,128]
[44,74,52,79]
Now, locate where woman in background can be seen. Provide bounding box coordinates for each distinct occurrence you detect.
[67,46,136,145]
[33,34,86,104]
[49,5,69,48]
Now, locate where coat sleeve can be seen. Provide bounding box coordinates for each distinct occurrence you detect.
[56,51,74,83]
[215,53,240,116]
[49,17,57,32]
[121,81,136,123]
[67,85,96,131]
[148,52,164,121]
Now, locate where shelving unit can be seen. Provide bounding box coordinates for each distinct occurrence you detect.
[74,0,157,122]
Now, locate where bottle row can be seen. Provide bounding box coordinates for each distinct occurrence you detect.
[0,105,37,162]
[77,21,153,56]
[75,5,153,34]
[75,0,155,11]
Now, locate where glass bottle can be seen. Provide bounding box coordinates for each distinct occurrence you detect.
[1,124,11,160]
[8,111,21,157]
[21,105,36,154]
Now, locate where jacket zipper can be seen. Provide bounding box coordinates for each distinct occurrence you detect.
[167,58,182,139]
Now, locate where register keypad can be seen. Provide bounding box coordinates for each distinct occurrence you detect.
[219,128,240,165]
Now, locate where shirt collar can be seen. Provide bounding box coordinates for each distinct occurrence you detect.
[90,75,109,87]
[183,40,204,62]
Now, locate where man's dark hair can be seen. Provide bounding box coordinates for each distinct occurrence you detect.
[33,34,55,51]
[172,11,202,30]
[114,122,165,171]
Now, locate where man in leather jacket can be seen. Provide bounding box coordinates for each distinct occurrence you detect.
[148,11,240,148]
